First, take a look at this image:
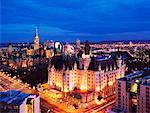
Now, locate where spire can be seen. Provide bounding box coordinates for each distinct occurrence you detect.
[35,27,38,36]
[34,27,39,50]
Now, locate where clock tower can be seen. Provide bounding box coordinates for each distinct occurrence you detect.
[34,27,39,51]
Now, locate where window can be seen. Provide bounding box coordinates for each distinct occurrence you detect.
[146,102,150,105]
[146,87,149,90]
[146,98,149,101]
[118,87,121,91]
[146,90,149,94]
[118,91,121,94]
[146,105,150,109]
[118,94,121,97]
[13,106,18,109]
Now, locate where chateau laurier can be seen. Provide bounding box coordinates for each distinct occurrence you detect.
[48,41,126,108]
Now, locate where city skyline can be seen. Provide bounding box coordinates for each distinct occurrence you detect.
[0,26,150,112]
[1,0,150,43]
[0,1,150,112]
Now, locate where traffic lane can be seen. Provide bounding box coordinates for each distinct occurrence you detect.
[40,98,67,113]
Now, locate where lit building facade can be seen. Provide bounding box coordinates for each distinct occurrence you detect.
[48,42,126,108]
[116,70,150,113]
[2,28,54,69]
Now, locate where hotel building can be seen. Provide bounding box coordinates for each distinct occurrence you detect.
[48,42,126,108]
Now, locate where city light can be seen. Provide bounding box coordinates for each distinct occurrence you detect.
[0,16,149,113]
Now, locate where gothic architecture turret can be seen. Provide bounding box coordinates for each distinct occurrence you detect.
[84,40,91,55]
[116,54,122,68]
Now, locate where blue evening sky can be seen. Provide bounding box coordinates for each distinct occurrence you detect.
[1,0,150,43]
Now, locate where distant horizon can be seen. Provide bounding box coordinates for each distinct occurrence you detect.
[1,29,150,43]
[0,38,150,45]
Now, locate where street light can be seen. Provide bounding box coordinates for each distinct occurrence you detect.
[47,110,51,113]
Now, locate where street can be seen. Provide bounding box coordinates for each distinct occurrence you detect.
[0,70,116,113]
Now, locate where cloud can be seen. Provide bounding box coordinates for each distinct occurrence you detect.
[100,31,150,40]
[1,24,73,35]
[1,0,150,42]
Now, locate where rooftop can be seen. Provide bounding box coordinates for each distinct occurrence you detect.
[96,55,109,61]
[0,90,30,105]
[119,70,150,85]
[144,75,150,79]
[125,71,144,81]
[143,75,150,86]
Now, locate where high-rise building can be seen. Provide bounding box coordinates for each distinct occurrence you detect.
[116,70,150,113]
[34,27,39,51]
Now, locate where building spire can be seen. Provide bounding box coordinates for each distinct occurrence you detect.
[35,27,38,36]
[34,27,39,50]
